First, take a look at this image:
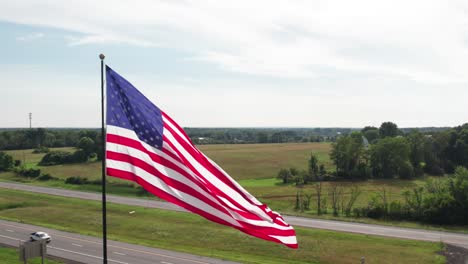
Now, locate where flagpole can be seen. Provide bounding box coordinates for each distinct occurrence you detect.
[99,53,108,264]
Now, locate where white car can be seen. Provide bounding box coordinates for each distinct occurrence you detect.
[30,232,51,243]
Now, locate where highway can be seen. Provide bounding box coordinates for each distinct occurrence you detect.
[0,219,238,264]
[1,181,468,251]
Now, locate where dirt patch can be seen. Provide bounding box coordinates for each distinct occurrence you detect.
[441,244,468,264]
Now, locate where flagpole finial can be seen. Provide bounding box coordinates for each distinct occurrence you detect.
[99,54,105,60]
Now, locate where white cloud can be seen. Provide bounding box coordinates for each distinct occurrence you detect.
[16,32,44,41]
[1,0,468,83]
[64,34,156,47]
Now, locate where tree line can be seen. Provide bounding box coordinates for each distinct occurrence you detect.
[330,122,468,179]
[0,125,452,150]
[0,128,98,150]
[292,167,468,225]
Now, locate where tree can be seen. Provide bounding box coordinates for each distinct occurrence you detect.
[277,168,293,184]
[307,153,319,182]
[379,122,399,138]
[407,130,425,177]
[315,181,323,215]
[344,185,361,216]
[330,132,364,178]
[77,137,95,157]
[448,167,468,222]
[362,126,378,133]
[370,137,411,178]
[363,129,380,144]
[0,151,14,172]
[257,132,268,143]
[329,183,343,216]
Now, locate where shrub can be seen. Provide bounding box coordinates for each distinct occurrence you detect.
[70,150,88,163]
[16,168,41,178]
[65,176,89,185]
[37,173,57,181]
[39,150,88,165]
[32,146,49,154]
[39,151,73,166]
[0,151,14,172]
[399,161,415,179]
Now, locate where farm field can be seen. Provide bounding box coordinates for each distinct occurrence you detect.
[2,144,467,232]
[5,142,333,180]
[0,188,445,264]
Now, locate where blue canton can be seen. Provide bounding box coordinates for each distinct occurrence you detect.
[106,66,164,149]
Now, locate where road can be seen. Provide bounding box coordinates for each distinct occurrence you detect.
[1,181,468,250]
[0,219,238,264]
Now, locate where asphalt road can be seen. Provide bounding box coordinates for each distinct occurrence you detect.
[1,181,468,250]
[0,220,238,264]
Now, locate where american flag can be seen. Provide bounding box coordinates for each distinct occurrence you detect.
[105,66,298,248]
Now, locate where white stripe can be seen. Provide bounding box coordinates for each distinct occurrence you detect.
[107,159,241,228]
[107,142,222,208]
[107,134,294,231]
[162,128,273,221]
[109,125,264,217]
[206,156,263,206]
[162,115,198,153]
[269,235,298,245]
[107,126,295,230]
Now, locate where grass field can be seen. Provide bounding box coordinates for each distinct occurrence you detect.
[0,188,445,264]
[5,143,332,180]
[2,144,467,233]
[199,142,333,180]
[0,246,63,264]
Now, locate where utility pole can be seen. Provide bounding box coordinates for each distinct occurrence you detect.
[29,113,32,128]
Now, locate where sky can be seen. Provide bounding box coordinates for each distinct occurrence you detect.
[0,0,467,128]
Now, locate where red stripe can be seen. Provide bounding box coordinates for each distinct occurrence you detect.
[161,136,264,220]
[107,168,237,228]
[163,123,256,203]
[106,150,236,218]
[106,137,265,222]
[107,162,295,237]
[162,111,197,148]
[108,167,297,247]
[107,134,264,221]
[106,129,297,247]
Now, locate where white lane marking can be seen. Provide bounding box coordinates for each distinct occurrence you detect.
[5,229,14,233]
[0,234,23,241]
[113,251,126,256]
[72,243,83,247]
[0,222,211,264]
[161,262,174,264]
[48,246,128,264]
[0,221,212,264]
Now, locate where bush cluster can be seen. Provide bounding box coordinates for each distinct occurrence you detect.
[355,167,468,225]
[32,146,49,154]
[65,176,101,185]
[39,150,87,166]
[0,151,14,172]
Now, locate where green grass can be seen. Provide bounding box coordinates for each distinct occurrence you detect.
[199,142,333,180]
[5,148,76,167]
[5,143,332,181]
[2,145,468,233]
[0,246,63,264]
[0,188,445,264]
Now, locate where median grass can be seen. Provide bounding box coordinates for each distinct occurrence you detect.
[0,246,63,264]
[0,188,445,264]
